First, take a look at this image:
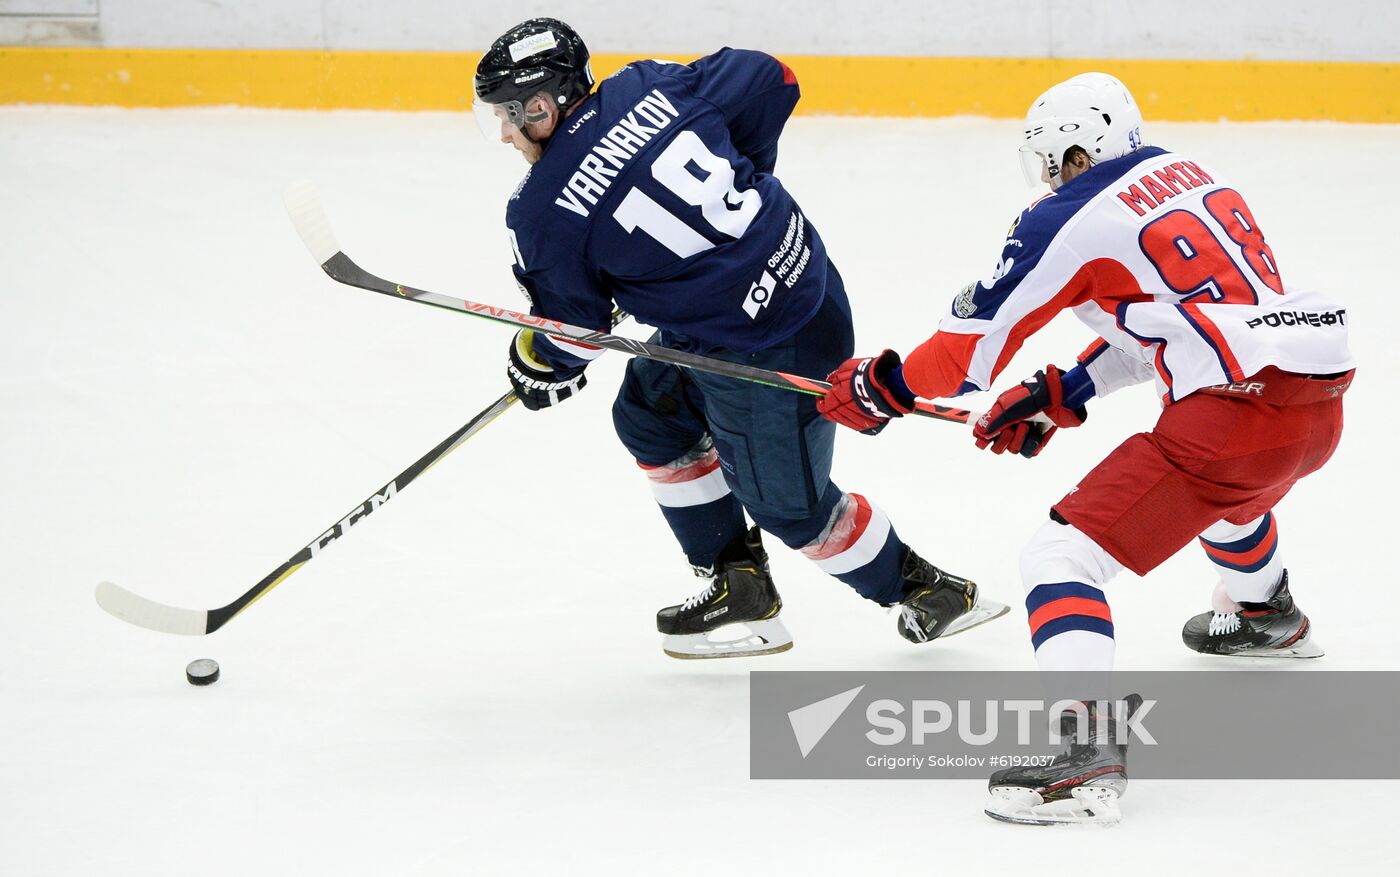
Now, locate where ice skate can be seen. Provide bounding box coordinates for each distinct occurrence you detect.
[656,527,793,659]
[1182,571,1323,658]
[984,694,1143,827]
[896,548,1007,643]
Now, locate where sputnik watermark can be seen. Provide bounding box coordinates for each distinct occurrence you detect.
[789,696,1155,760]
[752,671,1400,780]
[863,698,1157,747]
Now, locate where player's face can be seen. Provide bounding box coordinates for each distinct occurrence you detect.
[497,114,540,164]
[496,97,556,165]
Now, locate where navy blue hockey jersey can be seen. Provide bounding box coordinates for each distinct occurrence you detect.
[503,49,829,369]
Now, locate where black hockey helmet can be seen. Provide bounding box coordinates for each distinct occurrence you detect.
[474,18,594,128]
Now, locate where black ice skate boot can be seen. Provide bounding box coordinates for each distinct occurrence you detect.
[895,548,1007,643]
[656,527,793,659]
[1182,571,1323,658]
[984,694,1144,826]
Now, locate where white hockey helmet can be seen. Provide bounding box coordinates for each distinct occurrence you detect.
[1019,72,1145,189]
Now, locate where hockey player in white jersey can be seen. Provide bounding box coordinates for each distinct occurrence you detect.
[818,73,1355,824]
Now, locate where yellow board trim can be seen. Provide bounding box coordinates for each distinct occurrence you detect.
[2,47,1396,122]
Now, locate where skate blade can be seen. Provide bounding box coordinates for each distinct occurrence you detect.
[662,619,794,660]
[939,599,1010,638]
[984,786,1122,827]
[1198,636,1325,659]
[1224,639,1325,659]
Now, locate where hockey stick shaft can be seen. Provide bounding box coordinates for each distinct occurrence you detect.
[97,392,516,634]
[96,311,626,636]
[283,182,979,426]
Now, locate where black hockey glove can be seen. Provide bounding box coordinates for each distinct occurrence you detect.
[507,330,588,410]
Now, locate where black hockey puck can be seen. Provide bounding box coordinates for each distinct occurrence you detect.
[185,658,220,686]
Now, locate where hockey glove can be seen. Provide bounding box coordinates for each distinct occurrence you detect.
[818,350,917,435]
[972,365,1087,458]
[507,330,588,410]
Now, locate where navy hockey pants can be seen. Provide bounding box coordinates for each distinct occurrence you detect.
[611,265,908,603]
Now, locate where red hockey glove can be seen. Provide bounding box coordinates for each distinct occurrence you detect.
[818,350,917,435]
[973,365,1087,458]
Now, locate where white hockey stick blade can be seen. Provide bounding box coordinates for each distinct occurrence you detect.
[95,581,209,636]
[283,180,340,266]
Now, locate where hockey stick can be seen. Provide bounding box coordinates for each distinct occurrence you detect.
[96,310,627,636]
[282,181,981,426]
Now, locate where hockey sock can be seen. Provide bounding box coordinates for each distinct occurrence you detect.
[1198,513,1284,604]
[1025,583,1115,671]
[658,500,747,572]
[783,489,906,605]
[638,441,747,571]
[1021,519,1122,672]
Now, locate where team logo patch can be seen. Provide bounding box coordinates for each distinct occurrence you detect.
[953,283,978,318]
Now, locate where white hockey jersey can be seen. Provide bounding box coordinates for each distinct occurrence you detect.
[901,146,1355,404]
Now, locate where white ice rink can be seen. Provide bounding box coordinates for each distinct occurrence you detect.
[3,106,1397,874]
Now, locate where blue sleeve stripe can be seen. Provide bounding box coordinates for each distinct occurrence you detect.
[1058,363,1097,410]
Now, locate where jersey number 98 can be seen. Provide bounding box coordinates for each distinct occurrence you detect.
[1138,188,1284,305]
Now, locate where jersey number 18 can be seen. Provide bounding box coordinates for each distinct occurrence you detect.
[612,130,763,258]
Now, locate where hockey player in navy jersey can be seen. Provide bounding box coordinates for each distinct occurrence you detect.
[472,18,1006,659]
[818,73,1354,823]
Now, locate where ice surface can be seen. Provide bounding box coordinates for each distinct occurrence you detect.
[1,106,1395,874]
